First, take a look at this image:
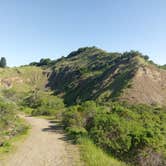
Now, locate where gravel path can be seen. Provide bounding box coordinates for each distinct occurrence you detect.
[0,116,80,166]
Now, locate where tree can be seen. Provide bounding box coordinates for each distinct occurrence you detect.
[143,55,149,60]
[0,57,7,68]
[38,58,51,66]
[29,62,38,66]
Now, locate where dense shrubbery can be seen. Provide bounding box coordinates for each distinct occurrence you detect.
[62,101,166,166]
[29,58,56,67]
[22,91,65,116]
[0,98,28,147]
[1,88,27,103]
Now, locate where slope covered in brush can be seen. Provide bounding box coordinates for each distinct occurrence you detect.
[46,47,152,105]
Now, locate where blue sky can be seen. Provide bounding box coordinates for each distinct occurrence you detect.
[0,0,166,66]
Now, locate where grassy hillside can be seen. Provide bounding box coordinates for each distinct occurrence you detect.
[44,47,166,107]
[0,66,48,91]
[47,47,142,105]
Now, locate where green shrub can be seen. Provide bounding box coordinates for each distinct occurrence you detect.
[20,107,33,115]
[66,127,88,140]
[62,101,166,165]
[23,91,42,108]
[0,99,29,147]
[22,91,65,116]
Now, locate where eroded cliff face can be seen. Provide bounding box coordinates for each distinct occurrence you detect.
[120,64,166,106]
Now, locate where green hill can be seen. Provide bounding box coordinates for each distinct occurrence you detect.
[45,47,166,106]
[0,66,48,91]
[46,47,138,105]
[1,47,166,107]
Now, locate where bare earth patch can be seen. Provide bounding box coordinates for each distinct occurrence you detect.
[0,116,81,166]
[120,65,166,106]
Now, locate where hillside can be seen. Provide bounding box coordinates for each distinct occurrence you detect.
[45,47,166,106]
[0,66,48,90]
[121,63,166,105]
[1,47,166,107]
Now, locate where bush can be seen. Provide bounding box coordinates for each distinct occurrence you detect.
[22,91,65,116]
[0,99,28,147]
[2,88,27,103]
[22,91,42,108]
[66,127,88,140]
[62,101,100,129]
[62,101,166,165]
[0,57,7,68]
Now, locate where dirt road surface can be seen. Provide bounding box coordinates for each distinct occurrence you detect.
[0,116,81,166]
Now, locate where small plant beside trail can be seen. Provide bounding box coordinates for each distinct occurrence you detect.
[0,98,29,152]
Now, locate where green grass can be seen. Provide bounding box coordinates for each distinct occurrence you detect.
[0,66,47,93]
[78,137,127,166]
[0,119,30,160]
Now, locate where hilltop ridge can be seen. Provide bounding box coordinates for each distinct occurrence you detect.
[0,47,166,106]
[44,47,166,106]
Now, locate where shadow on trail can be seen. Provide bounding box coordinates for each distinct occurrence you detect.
[49,120,60,124]
[42,120,63,133]
[42,120,71,142]
[40,119,80,165]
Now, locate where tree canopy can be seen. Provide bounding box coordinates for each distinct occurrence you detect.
[0,57,7,68]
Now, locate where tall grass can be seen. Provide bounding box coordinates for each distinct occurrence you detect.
[78,137,127,166]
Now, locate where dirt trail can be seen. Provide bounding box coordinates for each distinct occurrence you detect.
[0,116,81,166]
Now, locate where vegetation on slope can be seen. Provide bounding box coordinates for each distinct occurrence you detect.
[27,47,166,107]
[0,66,48,92]
[0,66,50,154]
[78,137,126,166]
[63,101,166,166]
[45,47,150,105]
[21,90,65,116]
[0,98,29,153]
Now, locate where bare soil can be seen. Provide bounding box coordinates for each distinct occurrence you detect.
[120,65,166,106]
